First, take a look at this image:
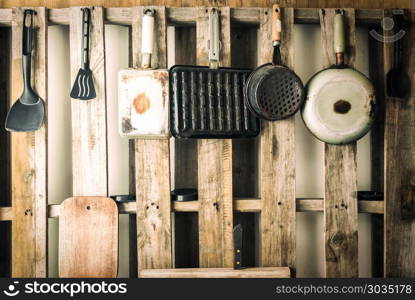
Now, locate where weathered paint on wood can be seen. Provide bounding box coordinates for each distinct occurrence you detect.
[11,7,48,278]
[59,197,118,277]
[259,7,296,270]
[133,6,172,271]
[384,13,415,277]
[197,7,234,268]
[70,6,108,196]
[320,8,358,278]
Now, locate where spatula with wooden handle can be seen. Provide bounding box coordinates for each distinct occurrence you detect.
[70,8,96,100]
[59,197,118,278]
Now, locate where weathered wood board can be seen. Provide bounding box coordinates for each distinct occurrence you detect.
[197,7,234,268]
[139,267,292,278]
[320,8,358,278]
[259,7,296,271]
[384,12,415,277]
[133,6,172,271]
[70,6,108,197]
[59,197,118,278]
[11,7,48,278]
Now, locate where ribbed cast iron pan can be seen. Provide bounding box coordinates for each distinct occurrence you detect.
[169,8,260,139]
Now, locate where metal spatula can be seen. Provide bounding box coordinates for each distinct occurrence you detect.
[70,8,96,100]
[5,9,45,132]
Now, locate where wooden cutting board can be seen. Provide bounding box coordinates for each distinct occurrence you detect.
[59,197,118,278]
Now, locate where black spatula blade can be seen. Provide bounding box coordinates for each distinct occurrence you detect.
[70,68,96,100]
[5,98,45,132]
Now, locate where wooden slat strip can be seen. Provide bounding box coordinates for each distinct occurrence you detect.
[197,7,234,269]
[139,267,291,278]
[259,7,296,270]
[43,8,387,26]
[41,198,384,219]
[133,6,172,271]
[384,11,415,277]
[70,7,108,197]
[11,7,48,277]
[320,8,358,278]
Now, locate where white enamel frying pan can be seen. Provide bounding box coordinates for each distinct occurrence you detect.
[301,10,375,145]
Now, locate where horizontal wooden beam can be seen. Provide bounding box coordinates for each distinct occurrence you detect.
[0,8,389,27]
[0,198,385,221]
[139,267,291,278]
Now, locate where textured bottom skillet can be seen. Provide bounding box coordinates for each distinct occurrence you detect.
[169,65,260,139]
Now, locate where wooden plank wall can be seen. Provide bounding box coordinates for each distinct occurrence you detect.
[133,6,173,272]
[320,8,358,278]
[11,7,48,277]
[384,10,415,277]
[258,7,296,270]
[0,0,413,9]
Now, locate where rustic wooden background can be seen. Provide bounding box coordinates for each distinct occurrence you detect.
[0,0,414,8]
[0,0,413,278]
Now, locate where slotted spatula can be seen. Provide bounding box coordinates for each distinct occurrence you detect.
[70,8,96,100]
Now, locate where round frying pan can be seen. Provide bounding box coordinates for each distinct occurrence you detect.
[301,10,375,144]
[244,4,305,121]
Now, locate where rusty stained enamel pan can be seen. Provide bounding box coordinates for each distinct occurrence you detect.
[118,68,170,139]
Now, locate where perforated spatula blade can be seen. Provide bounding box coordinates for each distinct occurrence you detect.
[70,7,96,101]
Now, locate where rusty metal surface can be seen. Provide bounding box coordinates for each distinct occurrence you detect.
[118,69,169,139]
[170,65,259,139]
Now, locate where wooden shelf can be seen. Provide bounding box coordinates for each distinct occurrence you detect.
[139,267,291,278]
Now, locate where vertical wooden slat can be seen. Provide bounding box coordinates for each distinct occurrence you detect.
[320,8,358,278]
[0,27,11,278]
[174,25,199,269]
[70,6,108,197]
[384,12,415,277]
[133,6,172,271]
[259,7,296,271]
[197,7,234,268]
[11,7,48,277]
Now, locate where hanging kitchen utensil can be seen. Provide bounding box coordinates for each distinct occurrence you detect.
[59,196,118,277]
[118,9,169,139]
[169,8,260,139]
[301,10,375,145]
[70,8,96,100]
[5,9,45,132]
[244,4,305,121]
[386,13,410,98]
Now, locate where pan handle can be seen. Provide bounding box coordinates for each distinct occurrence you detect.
[141,9,155,69]
[272,4,281,45]
[334,10,345,65]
